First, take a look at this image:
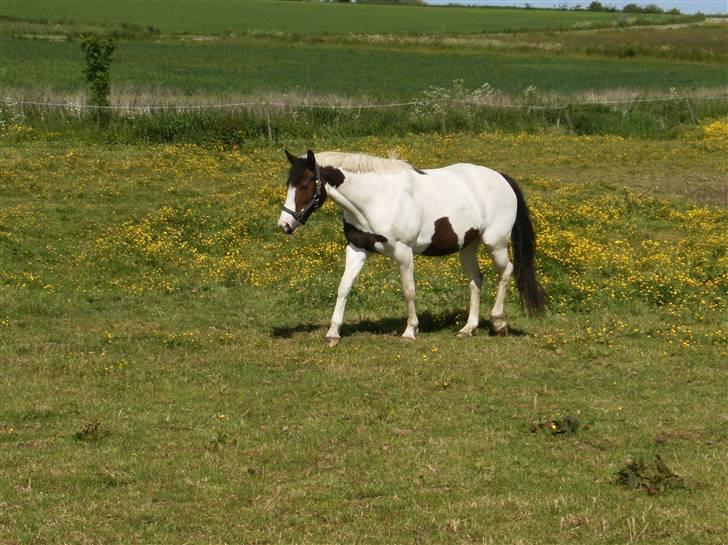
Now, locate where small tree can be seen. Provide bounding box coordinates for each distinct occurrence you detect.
[79,35,115,122]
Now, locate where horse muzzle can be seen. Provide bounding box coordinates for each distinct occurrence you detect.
[278,214,299,234]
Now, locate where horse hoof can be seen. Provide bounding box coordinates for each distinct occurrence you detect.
[326,336,340,347]
[457,329,476,338]
[401,335,417,342]
[492,326,508,337]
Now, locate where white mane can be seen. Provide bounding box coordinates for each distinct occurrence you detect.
[316,151,418,175]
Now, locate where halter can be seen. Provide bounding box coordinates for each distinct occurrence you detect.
[282,163,324,225]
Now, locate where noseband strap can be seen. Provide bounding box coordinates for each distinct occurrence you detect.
[282,164,324,225]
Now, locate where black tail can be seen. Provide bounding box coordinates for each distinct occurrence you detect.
[501,173,547,317]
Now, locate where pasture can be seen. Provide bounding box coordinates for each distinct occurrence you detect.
[1,1,727,543]
[1,128,726,544]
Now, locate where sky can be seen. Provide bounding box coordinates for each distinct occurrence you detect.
[424,1,728,14]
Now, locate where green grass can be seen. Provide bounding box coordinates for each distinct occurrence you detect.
[455,23,728,63]
[1,0,723,133]
[2,33,727,99]
[0,4,726,539]
[1,130,726,544]
[0,0,697,35]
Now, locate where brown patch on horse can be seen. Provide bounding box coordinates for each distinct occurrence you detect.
[344,222,387,252]
[320,166,346,187]
[286,157,308,187]
[423,217,460,256]
[463,228,480,247]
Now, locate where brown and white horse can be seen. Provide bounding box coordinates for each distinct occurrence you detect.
[278,149,546,346]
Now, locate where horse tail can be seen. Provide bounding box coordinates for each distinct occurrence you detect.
[501,173,547,317]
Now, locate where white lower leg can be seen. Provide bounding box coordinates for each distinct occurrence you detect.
[326,244,368,344]
[489,246,513,333]
[458,279,482,336]
[395,245,418,340]
[490,279,510,332]
[458,244,482,337]
[401,292,418,340]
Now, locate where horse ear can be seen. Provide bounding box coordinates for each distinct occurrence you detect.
[285,150,298,164]
[306,149,316,171]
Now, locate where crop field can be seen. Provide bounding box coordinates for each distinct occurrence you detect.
[0,0,697,35]
[1,1,727,544]
[0,0,725,102]
[4,33,728,100]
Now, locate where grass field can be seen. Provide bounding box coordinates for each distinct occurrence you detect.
[0,0,697,35]
[1,2,727,543]
[1,125,727,544]
[3,33,728,99]
[2,0,726,142]
[1,0,724,101]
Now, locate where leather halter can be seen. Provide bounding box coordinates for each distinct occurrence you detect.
[282,163,323,225]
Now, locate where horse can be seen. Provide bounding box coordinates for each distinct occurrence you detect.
[278,149,546,346]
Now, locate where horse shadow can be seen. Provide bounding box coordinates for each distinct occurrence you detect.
[271,310,528,339]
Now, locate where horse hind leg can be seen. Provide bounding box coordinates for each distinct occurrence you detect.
[486,242,513,336]
[457,241,482,337]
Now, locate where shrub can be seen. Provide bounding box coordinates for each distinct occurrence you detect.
[79,35,115,122]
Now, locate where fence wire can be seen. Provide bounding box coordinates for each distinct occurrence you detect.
[11,95,728,112]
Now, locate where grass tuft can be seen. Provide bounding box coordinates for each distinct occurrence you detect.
[73,420,109,442]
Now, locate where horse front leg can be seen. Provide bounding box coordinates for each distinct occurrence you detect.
[326,244,369,347]
[394,244,418,341]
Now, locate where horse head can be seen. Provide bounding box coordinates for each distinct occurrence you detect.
[278,149,326,234]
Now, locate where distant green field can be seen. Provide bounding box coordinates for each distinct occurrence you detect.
[0,0,721,104]
[2,34,726,99]
[0,0,693,35]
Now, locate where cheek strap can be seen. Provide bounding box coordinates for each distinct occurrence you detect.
[282,165,323,225]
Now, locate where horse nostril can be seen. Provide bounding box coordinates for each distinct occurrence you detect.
[282,224,292,234]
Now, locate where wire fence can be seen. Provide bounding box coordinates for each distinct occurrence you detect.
[15,98,431,111]
[5,93,726,140]
[11,94,728,112]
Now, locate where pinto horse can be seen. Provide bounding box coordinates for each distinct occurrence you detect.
[278,149,546,346]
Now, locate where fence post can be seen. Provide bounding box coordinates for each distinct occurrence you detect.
[684,97,697,125]
[562,105,573,131]
[265,106,272,142]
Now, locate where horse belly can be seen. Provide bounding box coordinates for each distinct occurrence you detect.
[412,177,484,256]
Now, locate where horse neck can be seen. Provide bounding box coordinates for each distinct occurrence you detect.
[325,171,391,230]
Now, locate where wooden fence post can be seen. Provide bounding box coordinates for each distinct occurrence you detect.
[562,105,573,131]
[684,97,697,125]
[265,107,273,142]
